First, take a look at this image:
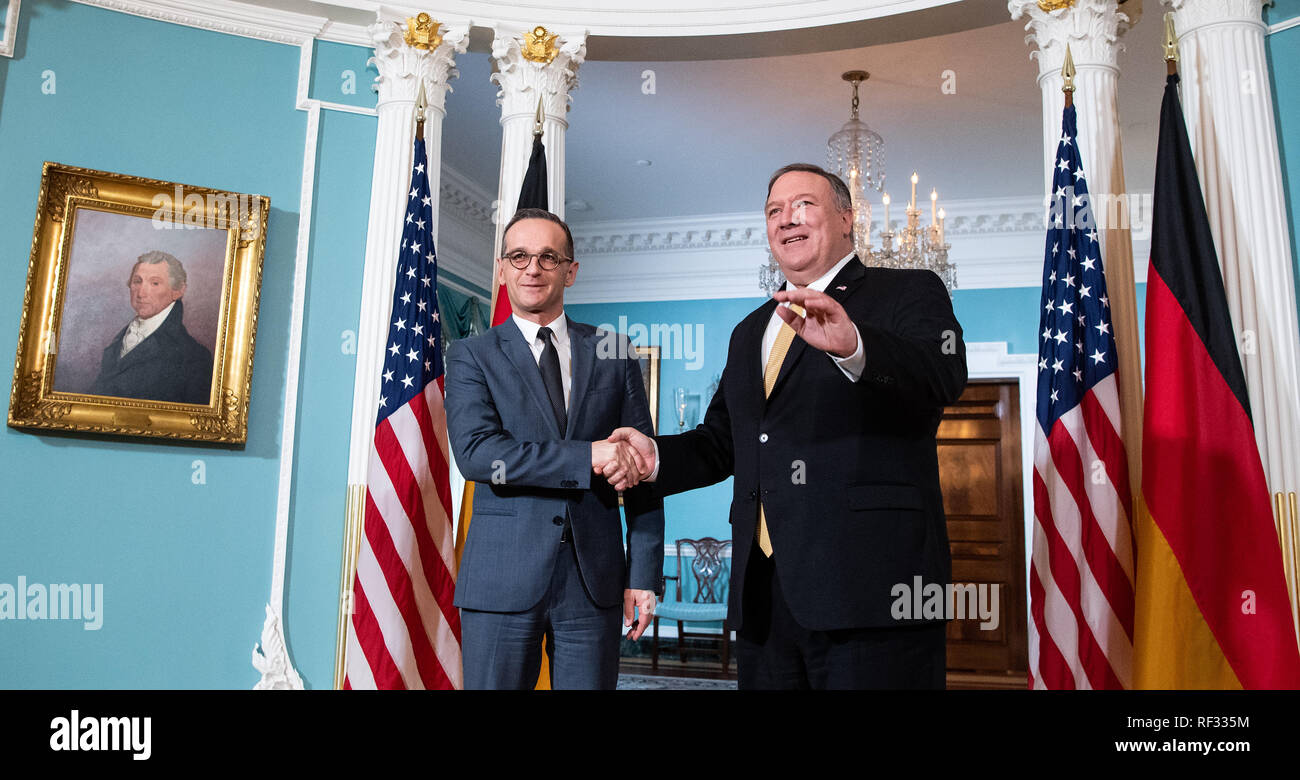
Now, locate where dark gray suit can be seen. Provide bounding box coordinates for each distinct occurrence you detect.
[90,299,213,405]
[445,316,664,688]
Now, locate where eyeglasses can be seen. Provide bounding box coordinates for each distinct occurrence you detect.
[502,250,571,271]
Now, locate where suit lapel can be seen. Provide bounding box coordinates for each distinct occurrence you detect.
[496,318,565,439]
[769,258,866,398]
[565,317,594,439]
[745,300,776,409]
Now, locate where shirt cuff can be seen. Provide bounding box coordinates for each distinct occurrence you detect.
[830,324,865,382]
[648,438,661,482]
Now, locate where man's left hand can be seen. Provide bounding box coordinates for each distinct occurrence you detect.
[623,588,656,641]
[772,287,859,358]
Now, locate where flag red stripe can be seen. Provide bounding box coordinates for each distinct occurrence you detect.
[374,419,461,643]
[1045,422,1136,660]
[1048,417,1136,642]
[1034,455,1123,690]
[1079,391,1133,520]
[1142,266,1300,688]
[349,580,405,690]
[411,389,455,544]
[1029,559,1074,690]
[363,490,452,690]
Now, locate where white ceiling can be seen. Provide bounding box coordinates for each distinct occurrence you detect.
[254,0,1168,226]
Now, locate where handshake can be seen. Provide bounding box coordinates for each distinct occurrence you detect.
[590,427,657,492]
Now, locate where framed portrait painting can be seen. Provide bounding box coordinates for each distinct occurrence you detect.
[7,162,269,443]
[633,344,659,433]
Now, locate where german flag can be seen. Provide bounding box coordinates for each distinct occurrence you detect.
[1133,72,1300,688]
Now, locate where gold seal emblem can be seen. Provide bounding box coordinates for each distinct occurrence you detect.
[404,13,443,50]
[521,26,559,64]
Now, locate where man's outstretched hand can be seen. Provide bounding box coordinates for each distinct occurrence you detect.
[772,287,859,358]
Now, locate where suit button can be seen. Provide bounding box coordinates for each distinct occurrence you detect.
[759,433,768,443]
[552,516,564,526]
[748,491,756,499]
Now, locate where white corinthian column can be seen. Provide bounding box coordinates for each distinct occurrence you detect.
[1010,0,1145,494]
[1163,0,1300,497]
[336,14,469,688]
[490,25,587,252]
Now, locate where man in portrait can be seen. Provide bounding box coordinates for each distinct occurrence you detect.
[90,250,214,405]
[612,163,968,688]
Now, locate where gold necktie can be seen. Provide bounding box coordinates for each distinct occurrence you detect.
[757,303,803,558]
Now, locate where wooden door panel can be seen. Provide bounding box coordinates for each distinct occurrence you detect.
[940,379,1027,685]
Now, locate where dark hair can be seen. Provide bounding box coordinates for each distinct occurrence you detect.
[766,163,854,213]
[499,208,575,260]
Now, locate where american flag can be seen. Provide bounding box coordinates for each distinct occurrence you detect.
[344,133,462,689]
[1028,103,1135,690]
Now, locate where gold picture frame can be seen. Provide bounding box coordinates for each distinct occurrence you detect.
[634,344,660,433]
[7,162,269,444]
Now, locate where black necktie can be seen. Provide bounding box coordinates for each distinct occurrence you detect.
[536,326,567,436]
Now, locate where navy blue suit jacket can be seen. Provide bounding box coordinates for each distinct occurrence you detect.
[446,316,665,612]
[90,299,213,405]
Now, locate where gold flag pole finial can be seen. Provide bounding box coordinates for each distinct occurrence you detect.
[1164,12,1180,75]
[533,96,545,138]
[1061,43,1076,107]
[415,79,428,134]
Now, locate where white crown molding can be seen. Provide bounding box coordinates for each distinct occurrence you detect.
[1,1,18,58]
[64,0,375,48]
[439,163,495,227]
[333,0,957,37]
[70,0,329,44]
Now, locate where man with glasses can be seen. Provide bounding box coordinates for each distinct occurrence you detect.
[445,208,664,689]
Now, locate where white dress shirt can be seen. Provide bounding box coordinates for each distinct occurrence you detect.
[119,301,176,358]
[512,312,572,409]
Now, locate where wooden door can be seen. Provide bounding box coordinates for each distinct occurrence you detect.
[938,379,1028,688]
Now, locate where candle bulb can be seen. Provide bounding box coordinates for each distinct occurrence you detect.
[930,189,937,226]
[882,192,891,232]
[910,172,918,210]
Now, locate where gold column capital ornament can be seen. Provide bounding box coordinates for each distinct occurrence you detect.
[521,26,560,64]
[1037,0,1075,10]
[404,12,443,50]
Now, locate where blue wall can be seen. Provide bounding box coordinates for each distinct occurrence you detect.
[0,1,303,687]
[0,1,384,688]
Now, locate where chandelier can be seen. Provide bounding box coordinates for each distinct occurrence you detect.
[759,70,956,296]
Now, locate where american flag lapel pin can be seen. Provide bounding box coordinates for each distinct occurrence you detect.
[835,285,847,291]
